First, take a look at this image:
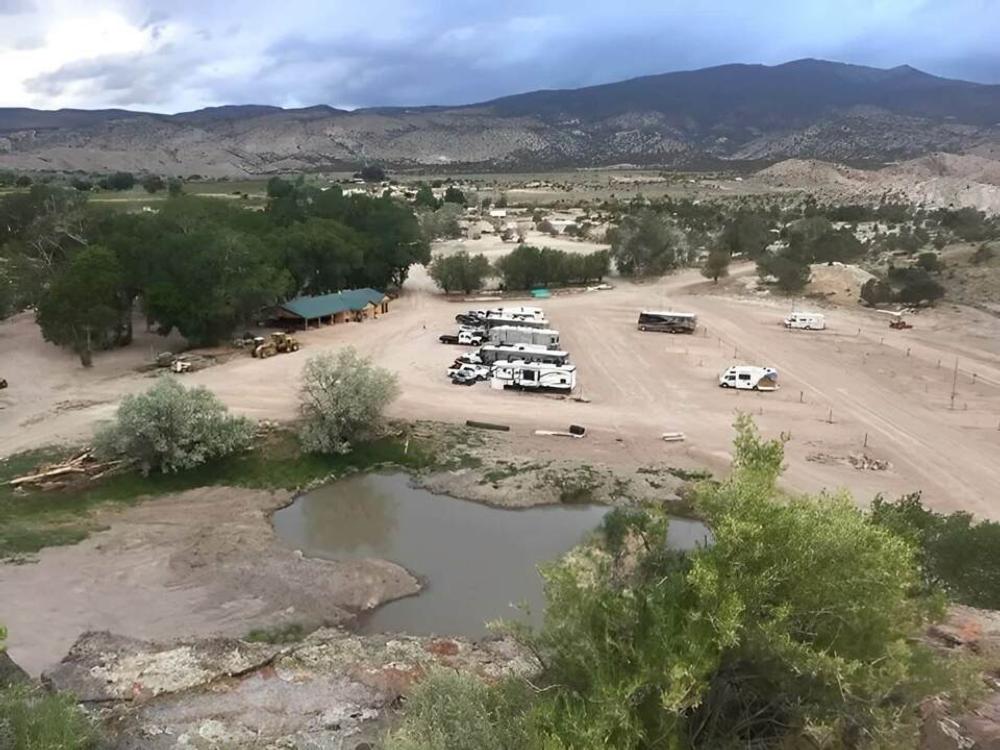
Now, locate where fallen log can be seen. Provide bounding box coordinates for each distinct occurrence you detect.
[465,420,511,432]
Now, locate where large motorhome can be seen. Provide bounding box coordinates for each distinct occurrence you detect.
[783,312,826,330]
[488,326,560,349]
[637,310,697,334]
[491,362,577,393]
[478,344,570,366]
[718,365,779,391]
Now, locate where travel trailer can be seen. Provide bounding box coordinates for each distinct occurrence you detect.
[784,312,826,330]
[478,344,570,366]
[483,314,550,329]
[488,326,561,349]
[491,362,577,393]
[637,311,697,333]
[718,366,779,391]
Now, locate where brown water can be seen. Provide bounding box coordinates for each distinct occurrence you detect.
[273,473,710,637]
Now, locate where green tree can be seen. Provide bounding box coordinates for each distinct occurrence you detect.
[916,251,943,272]
[298,348,400,454]
[757,253,811,291]
[167,178,184,197]
[99,171,135,191]
[414,185,440,210]
[701,249,730,283]
[278,217,365,295]
[719,211,772,258]
[94,377,255,475]
[14,175,31,188]
[35,245,126,366]
[443,186,467,205]
[141,174,166,193]
[608,210,679,276]
[429,251,491,293]
[359,164,387,182]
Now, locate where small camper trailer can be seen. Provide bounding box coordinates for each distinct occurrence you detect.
[719,366,779,391]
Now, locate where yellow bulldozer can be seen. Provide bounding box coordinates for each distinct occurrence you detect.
[252,332,301,358]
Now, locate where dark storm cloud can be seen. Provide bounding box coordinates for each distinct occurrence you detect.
[9,0,1000,111]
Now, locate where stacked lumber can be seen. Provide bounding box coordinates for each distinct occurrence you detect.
[9,450,123,490]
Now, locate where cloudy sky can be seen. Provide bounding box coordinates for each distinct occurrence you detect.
[1,0,998,113]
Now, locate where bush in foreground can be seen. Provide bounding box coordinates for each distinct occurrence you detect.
[298,348,400,454]
[388,416,973,749]
[95,377,255,474]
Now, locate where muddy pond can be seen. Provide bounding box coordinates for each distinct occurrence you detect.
[273,473,710,637]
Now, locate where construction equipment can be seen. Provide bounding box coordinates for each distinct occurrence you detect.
[877,310,914,330]
[252,332,301,358]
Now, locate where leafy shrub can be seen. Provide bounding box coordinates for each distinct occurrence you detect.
[0,684,101,750]
[887,266,945,303]
[870,492,1000,608]
[95,377,255,474]
[916,252,943,272]
[298,348,400,454]
[386,670,534,750]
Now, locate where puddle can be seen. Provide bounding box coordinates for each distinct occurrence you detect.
[273,472,709,637]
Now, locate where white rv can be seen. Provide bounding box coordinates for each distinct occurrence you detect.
[478,344,569,366]
[483,314,550,329]
[719,366,779,391]
[491,362,577,393]
[488,326,561,349]
[784,312,826,330]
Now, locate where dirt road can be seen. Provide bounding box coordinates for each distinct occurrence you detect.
[3,265,999,516]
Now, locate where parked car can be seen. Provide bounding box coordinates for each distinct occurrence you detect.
[447,363,489,380]
[450,371,479,386]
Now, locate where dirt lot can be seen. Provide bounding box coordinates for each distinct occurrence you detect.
[3,264,1000,518]
[0,486,418,676]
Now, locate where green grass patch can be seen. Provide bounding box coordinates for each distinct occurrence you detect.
[0,429,435,559]
[244,622,310,644]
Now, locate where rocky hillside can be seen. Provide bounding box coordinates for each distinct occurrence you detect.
[1,59,999,176]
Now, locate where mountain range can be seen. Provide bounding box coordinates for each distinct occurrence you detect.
[1,59,999,176]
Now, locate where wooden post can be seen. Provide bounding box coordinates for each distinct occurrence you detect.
[827,408,833,424]
[799,390,804,403]
[950,358,959,410]
[864,432,868,448]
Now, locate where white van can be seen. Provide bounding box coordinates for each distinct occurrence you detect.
[719,366,779,391]
[783,312,825,330]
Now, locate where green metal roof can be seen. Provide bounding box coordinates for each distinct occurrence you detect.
[279,288,386,319]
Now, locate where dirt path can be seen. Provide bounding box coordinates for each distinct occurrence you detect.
[3,265,999,516]
[0,487,418,676]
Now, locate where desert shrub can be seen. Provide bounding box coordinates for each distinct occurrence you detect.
[524,416,961,748]
[972,243,995,264]
[95,377,254,474]
[915,251,943,272]
[298,348,400,454]
[870,492,1000,609]
[0,684,101,750]
[386,670,534,750]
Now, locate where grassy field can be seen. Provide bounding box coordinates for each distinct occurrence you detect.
[0,428,435,559]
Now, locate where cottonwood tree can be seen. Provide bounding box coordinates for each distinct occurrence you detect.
[608,210,681,276]
[35,245,126,367]
[701,248,730,283]
[429,251,491,293]
[94,377,254,474]
[298,348,400,454]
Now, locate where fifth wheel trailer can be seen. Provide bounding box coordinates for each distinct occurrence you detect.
[478,344,570,366]
[488,326,561,349]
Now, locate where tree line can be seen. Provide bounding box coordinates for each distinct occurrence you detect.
[0,180,428,364]
[428,245,610,293]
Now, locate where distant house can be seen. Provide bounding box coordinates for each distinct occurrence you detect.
[272,288,391,329]
[489,208,508,219]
